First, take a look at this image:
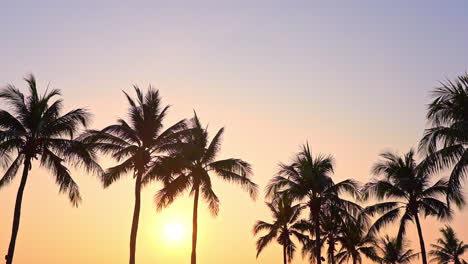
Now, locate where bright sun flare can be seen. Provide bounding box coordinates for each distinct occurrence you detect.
[164,222,185,242]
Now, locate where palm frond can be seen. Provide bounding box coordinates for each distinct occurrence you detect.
[0,154,24,189]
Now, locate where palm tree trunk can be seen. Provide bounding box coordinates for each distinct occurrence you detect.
[129,172,142,264]
[328,236,336,264]
[414,213,428,264]
[5,157,31,264]
[283,244,287,264]
[311,203,321,264]
[191,185,200,264]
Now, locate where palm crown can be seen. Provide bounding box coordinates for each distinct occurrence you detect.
[374,236,419,264]
[0,75,99,205]
[266,143,361,264]
[253,195,307,264]
[429,226,468,264]
[155,112,258,213]
[81,86,186,186]
[155,112,257,264]
[419,74,468,206]
[335,220,376,264]
[363,150,452,264]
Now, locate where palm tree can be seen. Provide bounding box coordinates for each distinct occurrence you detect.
[155,112,258,264]
[419,73,468,206]
[266,143,361,264]
[335,222,377,264]
[253,195,307,264]
[429,226,467,264]
[373,236,419,264]
[320,201,364,264]
[0,75,100,264]
[363,150,452,264]
[80,86,186,264]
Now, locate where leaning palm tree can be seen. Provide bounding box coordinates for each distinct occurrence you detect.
[373,236,419,264]
[0,75,101,264]
[155,112,258,264]
[429,226,468,264]
[253,195,307,264]
[419,73,468,206]
[363,150,452,264]
[80,86,186,264]
[266,143,361,264]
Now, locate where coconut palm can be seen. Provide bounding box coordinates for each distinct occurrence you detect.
[335,222,377,264]
[419,74,468,206]
[321,207,345,264]
[363,150,452,264]
[290,202,362,264]
[429,226,468,264]
[155,112,258,264]
[266,143,361,264]
[80,86,186,264]
[253,195,307,264]
[320,201,365,264]
[0,75,100,264]
[373,236,419,264]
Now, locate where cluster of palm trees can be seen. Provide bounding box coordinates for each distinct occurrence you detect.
[0,76,257,264]
[253,74,468,264]
[0,73,466,264]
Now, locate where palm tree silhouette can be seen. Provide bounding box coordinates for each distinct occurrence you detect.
[429,226,467,264]
[419,74,468,207]
[363,150,451,264]
[155,112,258,264]
[373,236,419,264]
[266,143,360,264]
[80,86,186,264]
[296,201,366,264]
[335,221,377,264]
[253,195,307,264]
[0,75,100,264]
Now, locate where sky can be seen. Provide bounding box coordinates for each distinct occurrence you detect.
[1,1,468,263]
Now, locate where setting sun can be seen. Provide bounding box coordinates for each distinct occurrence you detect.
[164,222,185,242]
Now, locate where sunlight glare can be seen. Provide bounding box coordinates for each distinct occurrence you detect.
[164,222,185,242]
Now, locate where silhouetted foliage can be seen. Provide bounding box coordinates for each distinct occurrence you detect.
[429,226,467,264]
[155,112,257,264]
[419,73,468,207]
[373,236,419,264]
[0,75,100,264]
[363,150,451,264]
[253,194,307,264]
[266,143,361,264]
[80,85,186,264]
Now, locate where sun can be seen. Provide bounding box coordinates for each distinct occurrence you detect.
[164,222,185,242]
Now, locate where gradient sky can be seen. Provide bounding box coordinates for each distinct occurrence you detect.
[1,1,468,263]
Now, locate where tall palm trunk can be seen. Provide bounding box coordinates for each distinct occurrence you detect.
[328,235,336,264]
[129,172,142,264]
[191,185,200,264]
[414,213,427,264]
[283,244,287,264]
[5,157,31,264]
[311,202,322,264]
